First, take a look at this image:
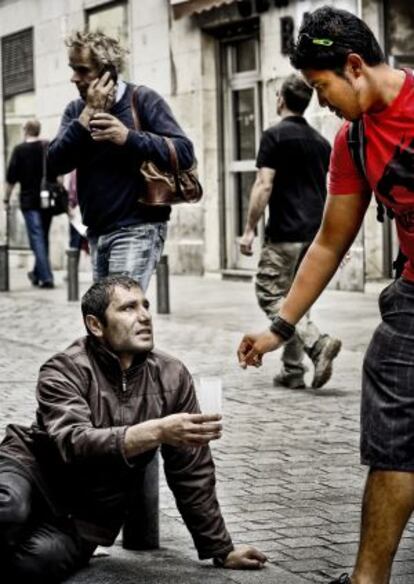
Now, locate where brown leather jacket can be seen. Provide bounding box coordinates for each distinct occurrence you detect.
[0,336,233,559]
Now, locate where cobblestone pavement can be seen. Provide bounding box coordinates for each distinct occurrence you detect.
[1,270,414,583]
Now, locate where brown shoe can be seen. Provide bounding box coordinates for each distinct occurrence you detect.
[310,335,342,388]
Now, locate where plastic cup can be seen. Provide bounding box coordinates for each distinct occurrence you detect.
[196,377,222,415]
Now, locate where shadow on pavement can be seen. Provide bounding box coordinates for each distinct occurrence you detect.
[64,546,308,584]
[65,547,232,584]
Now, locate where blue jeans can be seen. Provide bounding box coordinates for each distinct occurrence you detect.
[22,209,54,284]
[88,222,167,291]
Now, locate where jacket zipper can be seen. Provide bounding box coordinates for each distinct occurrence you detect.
[121,372,127,393]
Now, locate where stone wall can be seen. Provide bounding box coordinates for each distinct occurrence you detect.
[0,0,394,288]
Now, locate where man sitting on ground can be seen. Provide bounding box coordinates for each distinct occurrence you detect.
[0,275,266,583]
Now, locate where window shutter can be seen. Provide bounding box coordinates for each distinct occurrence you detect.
[2,28,34,98]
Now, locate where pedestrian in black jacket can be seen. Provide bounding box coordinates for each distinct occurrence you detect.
[5,119,55,288]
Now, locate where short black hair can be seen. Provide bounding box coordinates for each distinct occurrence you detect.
[290,6,385,72]
[81,275,141,332]
[280,74,313,114]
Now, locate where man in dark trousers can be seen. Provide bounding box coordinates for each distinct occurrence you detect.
[238,7,414,583]
[4,119,54,288]
[0,275,266,583]
[240,74,341,389]
[48,31,195,291]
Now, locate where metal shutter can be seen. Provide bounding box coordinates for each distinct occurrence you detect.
[2,28,34,98]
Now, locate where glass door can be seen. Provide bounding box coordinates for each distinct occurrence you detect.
[221,36,263,270]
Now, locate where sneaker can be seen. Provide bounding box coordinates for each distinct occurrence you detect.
[27,271,39,286]
[38,281,55,289]
[329,574,351,584]
[273,372,306,390]
[310,335,342,388]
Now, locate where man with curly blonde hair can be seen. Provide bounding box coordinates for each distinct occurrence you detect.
[48,31,195,290]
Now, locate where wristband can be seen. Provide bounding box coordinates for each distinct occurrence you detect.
[269,316,296,341]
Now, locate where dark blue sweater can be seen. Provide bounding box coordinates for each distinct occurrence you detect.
[48,83,195,236]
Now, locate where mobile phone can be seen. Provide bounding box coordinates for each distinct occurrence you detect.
[99,64,118,84]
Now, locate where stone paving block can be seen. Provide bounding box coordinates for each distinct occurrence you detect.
[275,527,331,539]
[280,545,335,561]
[391,559,414,575]
[396,535,414,548]
[392,577,414,584]
[285,516,331,528]
[325,542,359,556]
[276,558,340,574]
[235,530,278,543]
[226,564,308,584]
[263,549,295,563]
[281,536,329,549]
[324,532,360,544]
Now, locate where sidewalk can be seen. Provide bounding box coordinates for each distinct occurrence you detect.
[1,270,413,583]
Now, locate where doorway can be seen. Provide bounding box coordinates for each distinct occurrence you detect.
[221,35,263,271]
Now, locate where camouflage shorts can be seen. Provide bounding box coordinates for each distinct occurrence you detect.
[255,241,308,319]
[255,241,320,355]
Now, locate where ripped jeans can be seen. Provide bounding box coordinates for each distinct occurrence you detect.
[88,222,167,291]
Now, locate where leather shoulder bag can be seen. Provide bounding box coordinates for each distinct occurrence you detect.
[131,86,203,206]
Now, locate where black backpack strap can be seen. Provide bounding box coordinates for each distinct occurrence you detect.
[347,120,402,277]
[393,248,408,279]
[347,120,366,177]
[347,120,387,223]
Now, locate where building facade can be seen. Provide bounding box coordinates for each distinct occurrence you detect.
[0,0,412,289]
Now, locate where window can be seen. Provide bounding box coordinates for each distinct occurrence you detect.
[2,28,35,248]
[231,37,257,73]
[2,28,34,98]
[86,1,130,78]
[385,0,414,63]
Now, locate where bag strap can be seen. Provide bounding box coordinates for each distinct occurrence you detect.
[41,140,48,190]
[347,120,390,223]
[164,137,180,174]
[131,86,142,131]
[130,86,179,175]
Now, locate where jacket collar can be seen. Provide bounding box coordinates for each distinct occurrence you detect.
[86,335,149,379]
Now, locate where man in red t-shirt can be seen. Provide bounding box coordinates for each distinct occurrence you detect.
[237,6,414,584]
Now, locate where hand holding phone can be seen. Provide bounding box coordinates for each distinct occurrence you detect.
[85,64,118,113]
[99,64,118,85]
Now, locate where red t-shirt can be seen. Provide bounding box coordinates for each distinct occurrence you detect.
[329,70,414,281]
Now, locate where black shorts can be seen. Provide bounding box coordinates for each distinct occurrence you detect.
[362,278,414,470]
